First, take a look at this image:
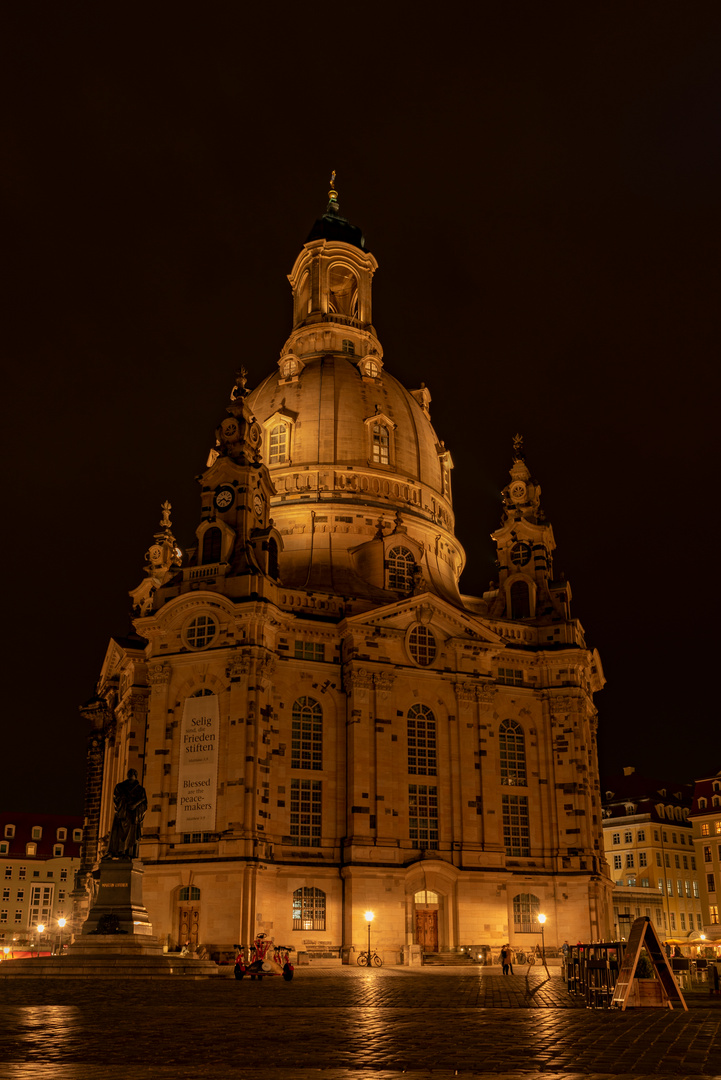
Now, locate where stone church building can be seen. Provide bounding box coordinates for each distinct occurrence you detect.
[77,186,612,961]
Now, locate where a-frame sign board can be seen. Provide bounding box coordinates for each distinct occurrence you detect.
[611,916,687,1011]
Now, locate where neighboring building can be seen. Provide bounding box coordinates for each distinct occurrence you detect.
[76,185,611,961]
[0,813,83,949]
[602,769,702,940]
[689,768,721,938]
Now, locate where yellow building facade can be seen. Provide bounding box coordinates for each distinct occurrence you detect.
[77,189,611,962]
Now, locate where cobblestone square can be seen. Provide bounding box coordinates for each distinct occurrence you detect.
[1,967,719,1080]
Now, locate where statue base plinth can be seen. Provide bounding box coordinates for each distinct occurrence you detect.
[81,858,152,936]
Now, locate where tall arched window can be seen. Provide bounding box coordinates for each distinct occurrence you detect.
[407,704,437,776]
[388,546,414,591]
[291,697,323,770]
[513,892,540,933]
[499,719,526,786]
[292,887,326,930]
[202,527,221,565]
[371,423,390,465]
[269,423,288,465]
[268,538,279,580]
[510,580,531,619]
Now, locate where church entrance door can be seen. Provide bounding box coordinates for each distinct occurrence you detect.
[415,909,438,952]
[179,906,200,951]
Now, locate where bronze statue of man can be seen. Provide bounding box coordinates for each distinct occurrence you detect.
[105,768,148,859]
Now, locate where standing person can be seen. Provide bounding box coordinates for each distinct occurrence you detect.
[500,944,509,975]
[561,940,569,978]
[506,943,515,974]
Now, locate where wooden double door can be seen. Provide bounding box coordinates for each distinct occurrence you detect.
[178,906,200,950]
[415,909,438,952]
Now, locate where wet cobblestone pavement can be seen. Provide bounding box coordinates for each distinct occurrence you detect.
[1,966,720,1079]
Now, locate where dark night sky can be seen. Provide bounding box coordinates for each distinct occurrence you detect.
[2,6,720,813]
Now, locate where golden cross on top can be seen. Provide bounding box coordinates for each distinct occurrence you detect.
[329,170,336,190]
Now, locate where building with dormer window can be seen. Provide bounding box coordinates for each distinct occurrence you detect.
[76,182,611,962]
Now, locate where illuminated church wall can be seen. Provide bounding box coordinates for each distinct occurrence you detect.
[78,184,612,960]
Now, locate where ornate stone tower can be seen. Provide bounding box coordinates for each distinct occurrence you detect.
[78,181,611,960]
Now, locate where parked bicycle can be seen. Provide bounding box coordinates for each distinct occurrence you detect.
[357,949,383,967]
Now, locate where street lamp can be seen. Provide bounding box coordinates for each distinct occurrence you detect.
[364,910,374,962]
[537,913,547,969]
[57,917,67,956]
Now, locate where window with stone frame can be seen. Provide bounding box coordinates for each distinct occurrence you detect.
[708,873,716,893]
[388,546,415,591]
[269,423,288,465]
[407,704,437,776]
[512,892,540,933]
[290,779,321,847]
[185,615,217,650]
[639,852,647,866]
[502,794,530,857]
[294,641,325,662]
[510,579,531,619]
[291,697,323,771]
[408,784,438,849]
[499,719,526,786]
[498,668,524,687]
[292,887,326,930]
[613,854,622,870]
[371,422,390,465]
[408,624,436,667]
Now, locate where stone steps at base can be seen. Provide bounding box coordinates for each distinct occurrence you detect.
[0,955,222,979]
[422,953,480,966]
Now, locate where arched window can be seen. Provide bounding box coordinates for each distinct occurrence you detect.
[388,546,414,591]
[268,538,279,580]
[513,892,540,933]
[408,625,436,667]
[499,719,526,785]
[414,889,439,904]
[292,887,326,930]
[202,527,221,565]
[371,422,390,465]
[269,423,288,465]
[328,264,358,317]
[291,697,323,770]
[407,704,437,776]
[342,338,356,355]
[190,688,214,698]
[281,357,298,378]
[510,580,531,619]
[179,886,201,901]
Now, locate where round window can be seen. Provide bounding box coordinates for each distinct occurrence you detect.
[408,624,436,667]
[510,542,532,567]
[185,615,218,650]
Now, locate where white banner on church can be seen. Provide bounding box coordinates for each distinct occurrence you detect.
[176,695,219,833]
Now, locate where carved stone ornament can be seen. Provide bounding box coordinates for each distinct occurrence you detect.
[373,672,395,697]
[148,663,172,687]
[344,665,373,691]
[454,682,477,703]
[226,656,252,679]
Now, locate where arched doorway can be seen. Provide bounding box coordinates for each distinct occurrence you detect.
[414,888,439,952]
[178,885,201,950]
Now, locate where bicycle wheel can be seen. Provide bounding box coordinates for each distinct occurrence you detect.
[357,952,368,966]
[372,953,383,967]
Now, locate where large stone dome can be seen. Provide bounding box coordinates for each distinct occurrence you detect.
[247,355,450,517]
[241,201,465,607]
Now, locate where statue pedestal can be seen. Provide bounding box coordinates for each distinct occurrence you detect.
[81,858,153,936]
